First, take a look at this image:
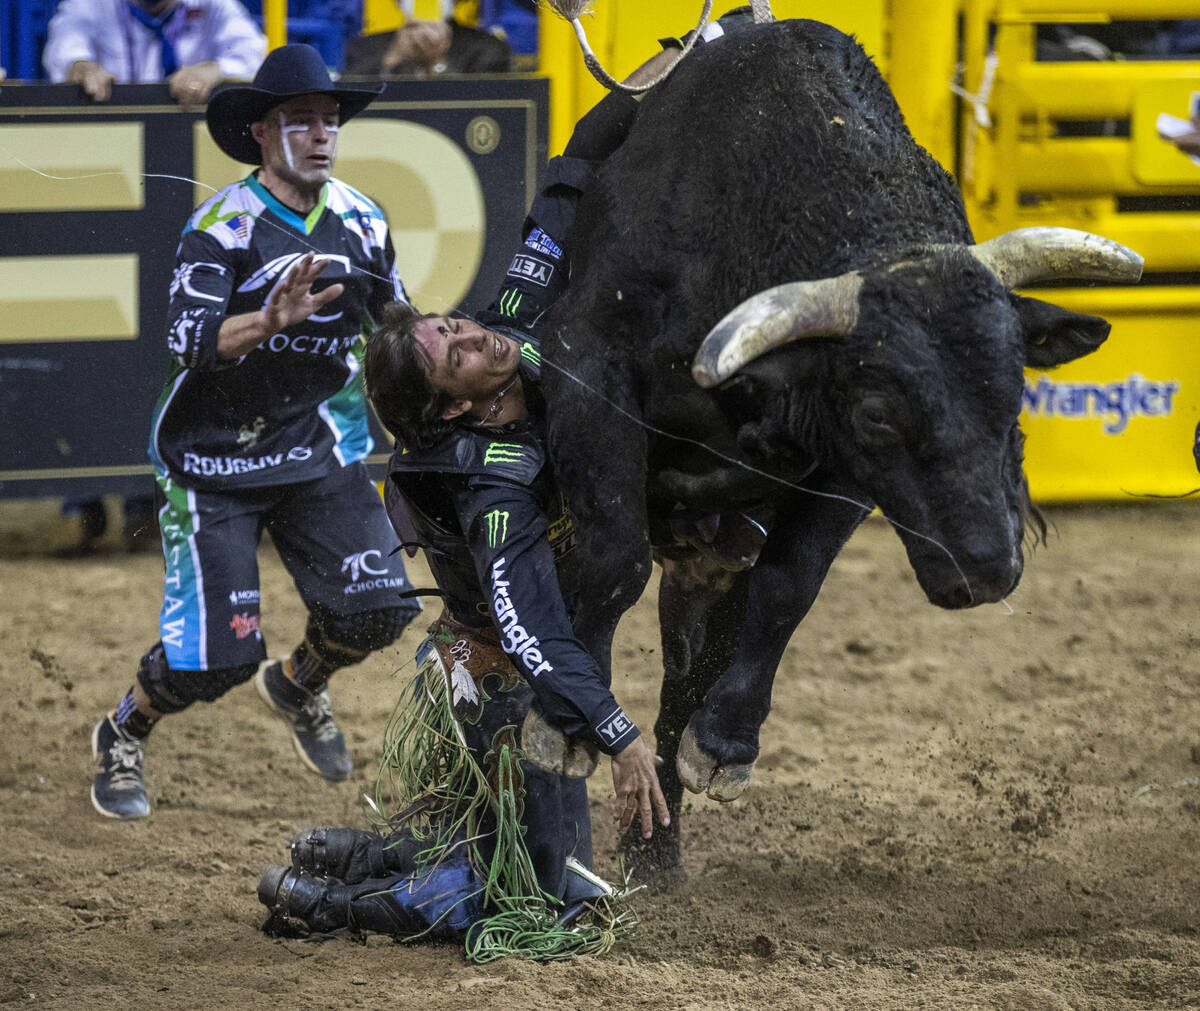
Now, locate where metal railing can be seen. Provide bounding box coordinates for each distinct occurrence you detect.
[956,0,1200,273]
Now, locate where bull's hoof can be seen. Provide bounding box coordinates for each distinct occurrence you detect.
[707,762,754,802]
[521,708,600,777]
[676,724,755,801]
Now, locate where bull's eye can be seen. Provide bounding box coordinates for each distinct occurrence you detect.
[853,396,901,447]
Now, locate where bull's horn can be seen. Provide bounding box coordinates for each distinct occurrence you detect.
[692,273,863,388]
[969,227,1144,288]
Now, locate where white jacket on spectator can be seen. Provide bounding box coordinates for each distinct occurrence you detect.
[43,0,266,83]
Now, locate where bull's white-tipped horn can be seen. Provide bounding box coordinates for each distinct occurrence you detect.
[970,227,1144,288]
[692,273,863,388]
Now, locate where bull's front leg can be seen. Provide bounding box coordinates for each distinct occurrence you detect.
[678,495,868,801]
[622,557,746,883]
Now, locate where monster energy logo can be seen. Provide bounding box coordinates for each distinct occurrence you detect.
[485,509,509,547]
[484,442,525,465]
[520,343,540,367]
[498,288,523,317]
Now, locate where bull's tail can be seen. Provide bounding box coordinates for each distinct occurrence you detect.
[543,0,728,94]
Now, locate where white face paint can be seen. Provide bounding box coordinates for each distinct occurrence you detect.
[278,112,339,172]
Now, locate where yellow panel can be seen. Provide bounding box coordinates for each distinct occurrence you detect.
[0,123,144,211]
[1021,287,1200,502]
[887,0,959,166]
[1016,137,1135,194]
[262,0,286,51]
[363,0,403,33]
[0,255,139,342]
[1132,80,1200,186]
[363,0,476,32]
[1002,0,1198,15]
[1013,61,1200,117]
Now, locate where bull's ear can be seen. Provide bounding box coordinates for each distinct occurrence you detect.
[1012,294,1111,368]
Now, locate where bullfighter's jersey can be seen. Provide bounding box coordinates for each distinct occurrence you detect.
[149,172,408,491]
[385,338,639,757]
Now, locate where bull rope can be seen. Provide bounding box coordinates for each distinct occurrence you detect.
[750,0,774,23]
[546,0,776,95]
[544,0,712,94]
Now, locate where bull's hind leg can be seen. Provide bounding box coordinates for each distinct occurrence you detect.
[678,495,868,801]
[621,558,748,884]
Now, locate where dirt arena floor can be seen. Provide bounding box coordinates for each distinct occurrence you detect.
[1,497,1198,1009]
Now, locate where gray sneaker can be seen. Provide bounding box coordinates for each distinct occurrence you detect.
[254,659,352,781]
[91,715,151,820]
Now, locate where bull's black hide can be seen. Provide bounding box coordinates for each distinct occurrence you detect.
[539,18,1120,878]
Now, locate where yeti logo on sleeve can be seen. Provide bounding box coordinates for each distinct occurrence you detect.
[506,253,554,287]
[596,707,636,748]
[485,509,509,548]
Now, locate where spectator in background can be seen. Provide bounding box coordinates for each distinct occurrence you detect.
[344,0,512,78]
[482,0,537,68]
[43,0,265,104]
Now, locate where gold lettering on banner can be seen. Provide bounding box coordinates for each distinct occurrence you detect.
[0,255,139,342]
[0,123,144,211]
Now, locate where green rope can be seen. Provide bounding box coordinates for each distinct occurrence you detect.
[372,640,640,962]
[465,889,640,963]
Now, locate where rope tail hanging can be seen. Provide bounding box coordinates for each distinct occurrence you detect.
[749,0,774,23]
[544,1,777,94]
[543,0,713,93]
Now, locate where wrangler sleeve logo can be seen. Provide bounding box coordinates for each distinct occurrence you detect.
[490,557,553,678]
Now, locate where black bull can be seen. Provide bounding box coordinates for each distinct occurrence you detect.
[539,19,1142,875]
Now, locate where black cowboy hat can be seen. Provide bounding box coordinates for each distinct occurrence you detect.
[206,44,384,164]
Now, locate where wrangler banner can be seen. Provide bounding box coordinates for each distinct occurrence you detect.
[1019,285,1200,502]
[0,78,547,499]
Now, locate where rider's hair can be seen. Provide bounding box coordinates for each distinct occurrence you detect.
[364,301,459,450]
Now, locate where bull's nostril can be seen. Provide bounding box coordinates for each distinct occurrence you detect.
[949,584,974,608]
